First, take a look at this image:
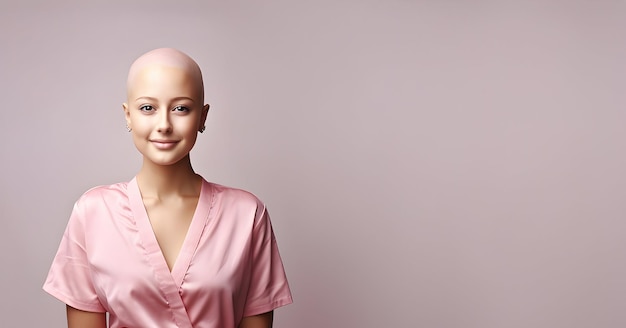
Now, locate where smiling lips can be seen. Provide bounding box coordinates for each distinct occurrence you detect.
[150,139,179,150]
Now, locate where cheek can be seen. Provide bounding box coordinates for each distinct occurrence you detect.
[128,119,155,142]
[130,121,152,135]
[129,112,147,128]
[175,115,201,132]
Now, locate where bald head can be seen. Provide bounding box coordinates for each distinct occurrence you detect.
[126,48,205,102]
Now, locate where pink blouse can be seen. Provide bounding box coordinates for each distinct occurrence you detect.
[43,177,292,327]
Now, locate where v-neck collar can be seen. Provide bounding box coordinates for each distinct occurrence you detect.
[127,177,214,287]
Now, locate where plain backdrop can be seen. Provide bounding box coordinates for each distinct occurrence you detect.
[1,1,625,327]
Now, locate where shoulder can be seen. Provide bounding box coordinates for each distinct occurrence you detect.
[64,181,131,231]
[209,183,271,234]
[202,182,268,225]
[74,181,130,209]
[207,182,265,208]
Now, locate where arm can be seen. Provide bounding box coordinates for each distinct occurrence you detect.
[66,305,107,328]
[238,311,274,328]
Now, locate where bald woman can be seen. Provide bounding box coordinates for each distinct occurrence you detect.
[44,48,292,328]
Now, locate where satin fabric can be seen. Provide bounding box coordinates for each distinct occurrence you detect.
[44,177,292,328]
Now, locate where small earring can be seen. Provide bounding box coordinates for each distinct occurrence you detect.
[126,125,132,132]
[199,126,206,133]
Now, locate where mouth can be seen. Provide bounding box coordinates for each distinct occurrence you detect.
[150,139,179,150]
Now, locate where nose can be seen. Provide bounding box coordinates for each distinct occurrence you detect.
[156,109,172,133]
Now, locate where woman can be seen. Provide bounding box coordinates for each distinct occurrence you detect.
[43,48,292,328]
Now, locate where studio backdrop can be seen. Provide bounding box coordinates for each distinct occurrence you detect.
[1,1,625,327]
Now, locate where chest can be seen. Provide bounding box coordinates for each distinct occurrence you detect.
[85,198,254,312]
[144,198,198,271]
[84,205,253,327]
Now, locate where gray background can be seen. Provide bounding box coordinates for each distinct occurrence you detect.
[1,1,625,327]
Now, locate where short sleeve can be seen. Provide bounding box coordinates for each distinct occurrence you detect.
[43,200,106,313]
[242,205,293,317]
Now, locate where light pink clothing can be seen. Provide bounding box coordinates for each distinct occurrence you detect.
[43,177,292,328]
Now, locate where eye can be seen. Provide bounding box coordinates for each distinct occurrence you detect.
[139,105,155,112]
[173,105,190,112]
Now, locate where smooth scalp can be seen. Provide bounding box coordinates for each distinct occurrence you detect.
[126,48,205,103]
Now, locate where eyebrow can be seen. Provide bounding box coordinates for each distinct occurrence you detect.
[135,96,196,103]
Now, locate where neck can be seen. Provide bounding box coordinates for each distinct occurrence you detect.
[136,155,201,199]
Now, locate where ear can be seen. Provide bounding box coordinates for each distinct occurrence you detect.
[122,103,131,127]
[200,103,210,126]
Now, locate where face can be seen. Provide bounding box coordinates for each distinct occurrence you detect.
[123,64,209,167]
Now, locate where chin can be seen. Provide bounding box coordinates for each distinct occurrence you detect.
[140,153,189,167]
[136,146,192,166]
